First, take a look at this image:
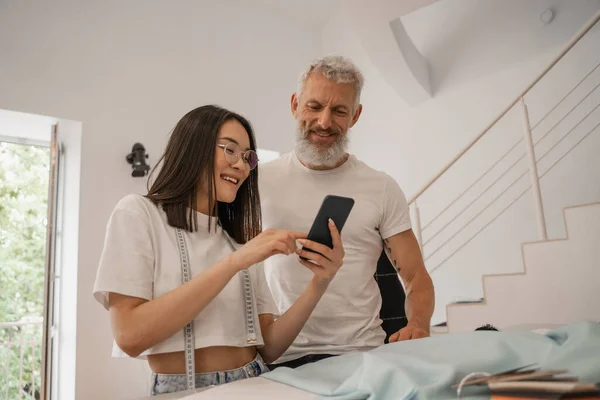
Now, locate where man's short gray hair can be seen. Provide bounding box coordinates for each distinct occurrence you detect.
[297,55,364,112]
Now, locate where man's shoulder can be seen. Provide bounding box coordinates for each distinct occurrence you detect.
[349,154,394,182]
[348,155,407,200]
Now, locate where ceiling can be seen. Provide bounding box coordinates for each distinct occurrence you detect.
[401,0,600,91]
[251,0,342,27]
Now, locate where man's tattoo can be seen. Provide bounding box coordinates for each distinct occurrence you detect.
[383,239,396,271]
[384,239,392,255]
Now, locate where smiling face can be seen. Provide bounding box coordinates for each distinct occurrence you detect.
[213,119,253,204]
[292,72,362,168]
[147,105,261,242]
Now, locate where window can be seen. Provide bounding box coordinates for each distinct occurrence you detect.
[0,140,50,399]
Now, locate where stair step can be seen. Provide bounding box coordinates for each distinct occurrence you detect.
[446,203,600,333]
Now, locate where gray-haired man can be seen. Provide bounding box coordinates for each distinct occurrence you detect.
[259,56,435,368]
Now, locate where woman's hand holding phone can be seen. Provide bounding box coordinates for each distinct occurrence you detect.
[229,229,307,270]
[295,219,345,287]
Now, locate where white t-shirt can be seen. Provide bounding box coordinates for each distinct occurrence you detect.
[259,151,411,363]
[93,194,277,357]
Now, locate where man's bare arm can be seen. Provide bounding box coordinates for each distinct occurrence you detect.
[383,229,435,340]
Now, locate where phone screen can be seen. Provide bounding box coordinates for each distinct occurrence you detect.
[301,195,354,260]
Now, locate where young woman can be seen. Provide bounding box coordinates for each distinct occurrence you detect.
[93,105,344,396]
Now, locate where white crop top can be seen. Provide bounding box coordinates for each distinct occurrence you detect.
[93,194,277,357]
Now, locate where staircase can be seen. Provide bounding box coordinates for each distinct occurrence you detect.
[405,10,600,332]
[446,202,600,333]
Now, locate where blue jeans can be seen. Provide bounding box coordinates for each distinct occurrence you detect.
[150,353,269,396]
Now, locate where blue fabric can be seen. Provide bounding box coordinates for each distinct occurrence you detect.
[262,321,600,400]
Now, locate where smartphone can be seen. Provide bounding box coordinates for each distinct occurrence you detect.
[300,195,355,260]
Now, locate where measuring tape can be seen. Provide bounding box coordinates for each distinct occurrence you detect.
[175,228,257,391]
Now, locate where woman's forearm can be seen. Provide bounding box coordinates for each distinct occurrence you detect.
[259,278,328,363]
[110,254,243,357]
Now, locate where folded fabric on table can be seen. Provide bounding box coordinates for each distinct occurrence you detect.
[263,321,600,400]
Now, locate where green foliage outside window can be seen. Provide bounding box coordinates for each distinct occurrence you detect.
[0,141,49,399]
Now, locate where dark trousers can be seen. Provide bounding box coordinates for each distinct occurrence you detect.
[267,353,337,370]
[375,250,408,342]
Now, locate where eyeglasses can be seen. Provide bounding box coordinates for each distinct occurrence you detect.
[217,142,259,170]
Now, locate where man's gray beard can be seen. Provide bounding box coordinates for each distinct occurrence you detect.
[294,127,349,168]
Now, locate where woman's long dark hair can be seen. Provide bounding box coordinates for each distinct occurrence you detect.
[146,105,261,244]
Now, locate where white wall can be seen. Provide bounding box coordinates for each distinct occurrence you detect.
[0,1,321,398]
[322,0,600,324]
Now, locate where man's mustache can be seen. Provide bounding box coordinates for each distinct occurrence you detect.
[303,127,340,136]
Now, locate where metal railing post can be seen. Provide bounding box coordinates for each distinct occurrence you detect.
[520,97,549,240]
[413,200,424,254]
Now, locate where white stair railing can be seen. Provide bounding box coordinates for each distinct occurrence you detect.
[409,10,600,275]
